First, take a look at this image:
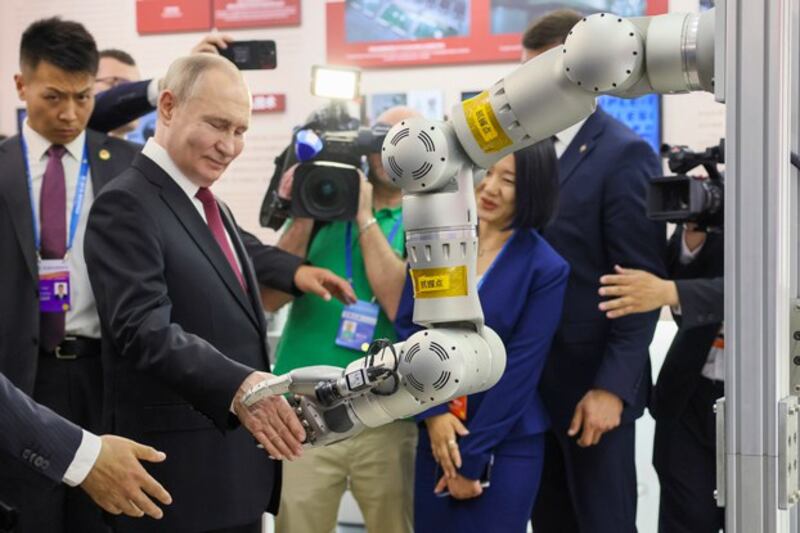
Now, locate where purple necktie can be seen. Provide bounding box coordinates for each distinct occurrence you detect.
[196,187,246,291]
[39,145,67,352]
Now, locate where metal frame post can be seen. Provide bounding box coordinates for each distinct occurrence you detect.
[725,1,796,531]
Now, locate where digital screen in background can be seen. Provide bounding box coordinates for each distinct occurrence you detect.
[598,94,661,154]
[491,0,647,35]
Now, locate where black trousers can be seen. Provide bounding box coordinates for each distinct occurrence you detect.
[531,422,637,533]
[204,520,262,533]
[655,377,725,533]
[1,355,108,533]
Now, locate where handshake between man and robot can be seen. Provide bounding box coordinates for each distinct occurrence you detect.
[243,8,718,448]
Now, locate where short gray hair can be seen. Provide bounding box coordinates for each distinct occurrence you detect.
[162,54,241,103]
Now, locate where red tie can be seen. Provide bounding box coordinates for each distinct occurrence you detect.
[195,187,246,291]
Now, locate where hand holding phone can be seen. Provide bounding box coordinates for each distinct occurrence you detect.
[216,40,277,70]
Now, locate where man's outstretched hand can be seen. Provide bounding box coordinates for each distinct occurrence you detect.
[234,372,307,461]
[294,265,356,305]
[80,436,172,519]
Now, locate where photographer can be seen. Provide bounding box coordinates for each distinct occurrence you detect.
[598,222,724,533]
[261,106,419,533]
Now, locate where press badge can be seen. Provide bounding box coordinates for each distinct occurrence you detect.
[38,259,71,313]
[335,300,380,351]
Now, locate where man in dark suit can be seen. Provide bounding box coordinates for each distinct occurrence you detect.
[599,224,724,532]
[84,53,351,533]
[0,370,172,524]
[0,18,143,533]
[522,10,667,533]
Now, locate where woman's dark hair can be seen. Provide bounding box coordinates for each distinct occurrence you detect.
[510,138,559,231]
[20,17,99,75]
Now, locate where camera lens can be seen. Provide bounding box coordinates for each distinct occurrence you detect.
[293,163,361,221]
[309,177,341,210]
[299,167,350,218]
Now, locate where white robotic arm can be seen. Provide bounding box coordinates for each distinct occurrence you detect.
[243,8,717,448]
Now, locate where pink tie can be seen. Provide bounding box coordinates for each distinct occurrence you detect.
[195,187,246,291]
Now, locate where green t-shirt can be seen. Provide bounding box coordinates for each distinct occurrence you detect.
[273,206,404,374]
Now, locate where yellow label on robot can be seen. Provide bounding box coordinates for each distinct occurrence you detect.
[462,91,513,154]
[411,266,468,299]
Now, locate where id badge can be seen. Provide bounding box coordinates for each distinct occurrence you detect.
[335,300,380,351]
[39,259,71,313]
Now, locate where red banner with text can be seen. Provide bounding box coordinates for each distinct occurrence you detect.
[137,0,300,34]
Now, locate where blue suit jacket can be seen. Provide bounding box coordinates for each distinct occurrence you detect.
[540,108,666,428]
[395,229,569,479]
[0,371,81,485]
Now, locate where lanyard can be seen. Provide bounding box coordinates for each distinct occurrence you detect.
[345,214,403,285]
[20,133,91,255]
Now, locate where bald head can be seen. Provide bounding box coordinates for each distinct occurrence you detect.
[368,106,422,189]
[375,105,421,127]
[155,54,251,188]
[162,54,245,104]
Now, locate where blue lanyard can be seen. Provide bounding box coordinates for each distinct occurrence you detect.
[345,214,403,284]
[20,134,91,255]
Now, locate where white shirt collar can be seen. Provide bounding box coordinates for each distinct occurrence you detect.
[141,138,200,200]
[554,117,588,150]
[22,119,86,162]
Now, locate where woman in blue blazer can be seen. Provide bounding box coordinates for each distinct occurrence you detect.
[395,139,569,533]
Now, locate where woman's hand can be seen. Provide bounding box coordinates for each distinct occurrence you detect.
[425,413,469,479]
[434,473,483,500]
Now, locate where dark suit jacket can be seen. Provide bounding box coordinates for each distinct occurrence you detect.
[540,109,667,428]
[88,81,304,294]
[89,80,153,134]
[395,229,569,479]
[0,371,82,484]
[0,131,139,395]
[651,227,724,423]
[84,153,298,532]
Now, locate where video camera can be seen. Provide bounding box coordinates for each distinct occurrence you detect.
[260,65,387,230]
[647,139,725,231]
[258,104,389,229]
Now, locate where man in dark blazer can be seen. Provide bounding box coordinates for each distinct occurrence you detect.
[0,370,173,525]
[84,54,351,533]
[0,18,142,533]
[599,224,724,532]
[522,10,666,533]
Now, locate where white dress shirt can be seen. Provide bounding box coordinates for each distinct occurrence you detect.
[62,430,102,486]
[23,121,100,339]
[140,139,242,273]
[553,118,588,159]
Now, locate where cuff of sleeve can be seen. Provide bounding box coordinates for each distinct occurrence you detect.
[288,260,311,297]
[458,450,491,481]
[592,376,634,408]
[63,430,102,487]
[414,403,450,424]
[147,79,159,107]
